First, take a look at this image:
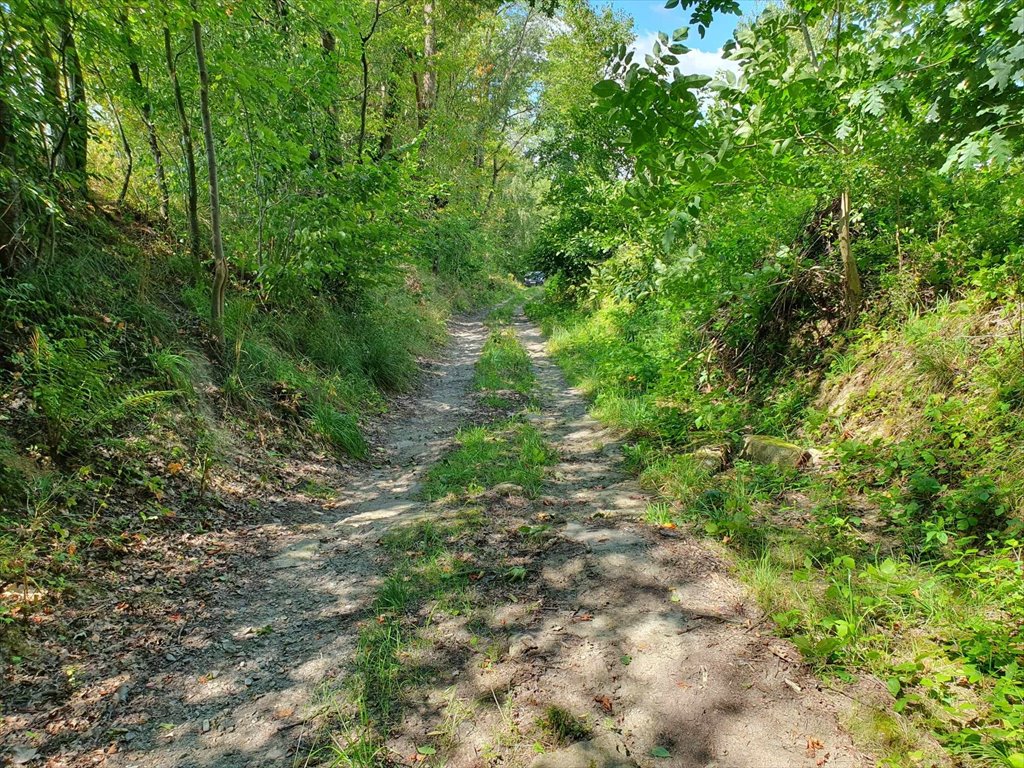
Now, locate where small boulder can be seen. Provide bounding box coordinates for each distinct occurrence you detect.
[687,444,730,473]
[739,435,810,469]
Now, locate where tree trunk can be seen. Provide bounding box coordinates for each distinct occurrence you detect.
[106,86,133,205]
[165,26,202,269]
[0,87,19,276]
[418,0,436,131]
[484,154,501,213]
[374,64,398,159]
[126,20,170,223]
[839,186,861,317]
[58,0,88,192]
[33,27,64,173]
[357,44,371,160]
[192,19,227,347]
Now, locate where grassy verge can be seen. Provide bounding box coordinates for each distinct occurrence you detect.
[424,421,553,500]
[310,320,554,766]
[528,294,1024,768]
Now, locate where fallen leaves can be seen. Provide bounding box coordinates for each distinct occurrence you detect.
[806,737,831,765]
[593,694,613,713]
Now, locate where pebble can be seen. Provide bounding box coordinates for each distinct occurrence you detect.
[202,720,211,733]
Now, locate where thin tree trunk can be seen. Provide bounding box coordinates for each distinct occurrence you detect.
[418,0,435,131]
[165,26,202,269]
[839,187,860,316]
[101,79,133,205]
[0,86,19,276]
[799,14,820,71]
[125,21,170,223]
[33,26,63,171]
[484,154,502,213]
[356,0,384,161]
[192,18,227,347]
[58,0,88,192]
[374,63,398,159]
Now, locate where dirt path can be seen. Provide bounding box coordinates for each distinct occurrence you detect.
[1,316,489,768]
[104,317,491,768]
[5,311,866,768]
[511,314,864,767]
[379,313,867,768]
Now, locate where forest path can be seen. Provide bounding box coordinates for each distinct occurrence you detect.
[511,314,865,767]
[377,311,867,768]
[5,311,865,768]
[81,315,488,768]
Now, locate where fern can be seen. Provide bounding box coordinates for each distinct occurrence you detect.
[22,329,174,458]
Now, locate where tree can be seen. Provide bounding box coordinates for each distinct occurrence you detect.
[164,25,202,268]
[192,17,227,347]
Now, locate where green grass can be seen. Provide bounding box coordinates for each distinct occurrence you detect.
[423,421,555,500]
[310,512,481,767]
[474,327,535,399]
[312,417,556,764]
[310,377,555,765]
[0,212,518,658]
[538,705,591,745]
[310,404,369,459]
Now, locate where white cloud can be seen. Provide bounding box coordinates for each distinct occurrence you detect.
[630,31,740,79]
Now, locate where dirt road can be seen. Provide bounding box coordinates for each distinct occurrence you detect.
[3,312,865,768]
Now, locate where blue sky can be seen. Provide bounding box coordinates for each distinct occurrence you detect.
[592,1,765,76]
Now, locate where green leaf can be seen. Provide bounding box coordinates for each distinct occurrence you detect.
[417,746,437,756]
[651,746,671,758]
[886,678,901,697]
[677,74,712,88]
[592,80,621,97]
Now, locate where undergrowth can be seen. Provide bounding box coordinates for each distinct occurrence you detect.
[474,324,536,409]
[0,212,516,651]
[423,421,554,501]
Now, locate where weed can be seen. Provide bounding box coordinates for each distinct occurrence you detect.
[310,403,368,459]
[474,328,535,396]
[538,705,590,745]
[20,330,173,458]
